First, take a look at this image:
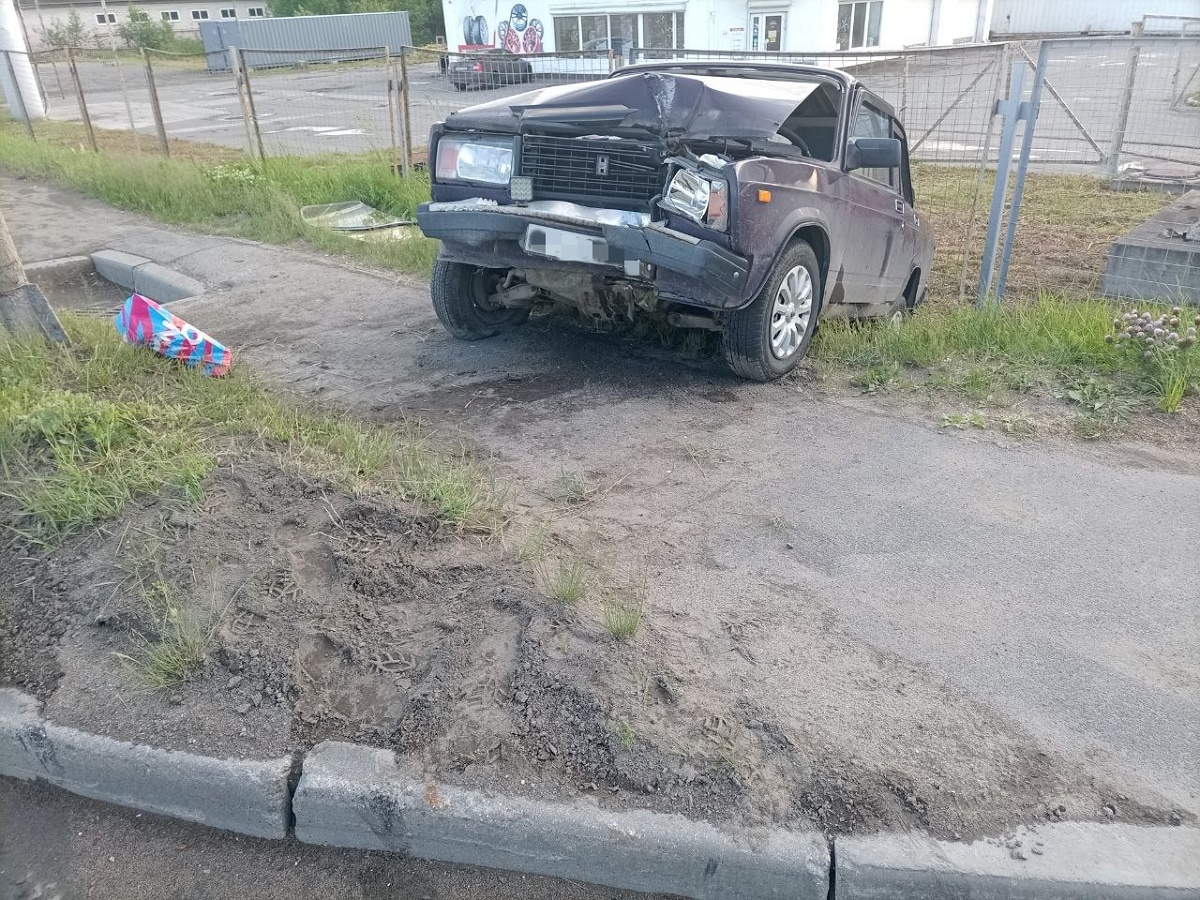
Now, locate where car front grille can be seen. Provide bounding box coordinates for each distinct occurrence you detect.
[519,135,664,207]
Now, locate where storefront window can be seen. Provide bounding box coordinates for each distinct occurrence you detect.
[555,16,581,51]
[838,0,883,50]
[551,12,684,53]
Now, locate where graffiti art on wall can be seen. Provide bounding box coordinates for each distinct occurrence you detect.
[496,4,544,53]
[462,14,488,45]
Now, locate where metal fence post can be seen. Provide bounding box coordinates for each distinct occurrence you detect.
[995,40,1050,301]
[977,55,1028,306]
[142,49,170,157]
[1105,41,1141,179]
[2,51,35,139]
[66,47,97,152]
[230,46,265,160]
[399,46,413,171]
[957,41,1010,303]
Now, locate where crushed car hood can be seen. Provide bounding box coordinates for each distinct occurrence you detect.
[443,71,829,140]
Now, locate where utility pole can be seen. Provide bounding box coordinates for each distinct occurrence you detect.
[0,201,67,341]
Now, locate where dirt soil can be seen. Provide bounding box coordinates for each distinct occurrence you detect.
[0,442,1185,840]
[2,180,1195,847]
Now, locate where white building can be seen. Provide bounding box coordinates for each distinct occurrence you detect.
[991,0,1199,37]
[441,0,995,55]
[18,0,268,49]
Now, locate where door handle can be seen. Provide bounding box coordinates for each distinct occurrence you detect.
[894,198,905,214]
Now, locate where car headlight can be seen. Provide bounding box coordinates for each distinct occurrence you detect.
[435,136,515,186]
[661,168,729,231]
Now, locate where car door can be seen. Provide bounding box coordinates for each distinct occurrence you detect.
[843,94,908,308]
[890,117,921,304]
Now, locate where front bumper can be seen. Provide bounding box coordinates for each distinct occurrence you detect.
[416,199,751,308]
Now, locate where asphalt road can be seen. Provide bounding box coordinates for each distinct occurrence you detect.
[0,778,674,900]
[25,38,1200,169]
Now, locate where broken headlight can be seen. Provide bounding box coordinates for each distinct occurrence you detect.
[435,135,515,186]
[661,168,729,231]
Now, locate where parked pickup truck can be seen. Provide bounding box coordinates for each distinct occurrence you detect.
[417,61,934,381]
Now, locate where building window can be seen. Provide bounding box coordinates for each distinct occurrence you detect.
[191,9,209,19]
[552,12,684,52]
[161,10,180,21]
[248,6,265,15]
[95,12,116,23]
[220,7,236,16]
[838,0,883,50]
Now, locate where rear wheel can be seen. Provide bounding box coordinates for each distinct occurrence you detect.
[431,259,530,340]
[722,241,821,381]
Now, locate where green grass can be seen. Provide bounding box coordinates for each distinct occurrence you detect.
[814,296,1200,416]
[601,576,645,642]
[0,316,504,538]
[0,121,438,277]
[542,555,588,605]
[114,579,212,690]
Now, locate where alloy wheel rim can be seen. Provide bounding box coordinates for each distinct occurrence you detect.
[769,265,813,360]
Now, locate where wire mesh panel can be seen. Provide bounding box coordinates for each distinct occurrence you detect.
[400,47,614,163]
[236,47,397,158]
[142,48,247,158]
[995,37,1199,303]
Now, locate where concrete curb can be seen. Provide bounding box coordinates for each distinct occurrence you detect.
[1,689,1197,898]
[0,689,293,839]
[836,824,1200,899]
[91,249,204,303]
[292,741,829,900]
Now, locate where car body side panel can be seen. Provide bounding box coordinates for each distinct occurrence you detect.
[730,157,854,310]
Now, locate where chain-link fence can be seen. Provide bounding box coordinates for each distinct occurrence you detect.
[229,47,400,159]
[4,35,1198,306]
[1002,37,1200,304]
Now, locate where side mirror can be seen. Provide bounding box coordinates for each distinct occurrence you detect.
[846,137,902,171]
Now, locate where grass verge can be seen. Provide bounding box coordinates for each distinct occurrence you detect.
[0,315,504,539]
[814,296,1200,421]
[0,120,438,276]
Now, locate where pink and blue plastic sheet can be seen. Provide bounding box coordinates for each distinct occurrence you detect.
[114,294,233,377]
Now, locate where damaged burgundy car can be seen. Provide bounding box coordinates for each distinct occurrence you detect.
[417,61,934,381]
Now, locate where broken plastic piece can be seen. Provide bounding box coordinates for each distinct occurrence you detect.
[115,293,232,377]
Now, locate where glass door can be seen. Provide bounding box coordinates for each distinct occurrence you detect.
[750,13,786,52]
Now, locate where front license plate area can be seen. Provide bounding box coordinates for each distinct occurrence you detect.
[522,224,622,266]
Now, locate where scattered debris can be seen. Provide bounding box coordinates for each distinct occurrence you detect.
[115,293,232,377]
[300,201,417,243]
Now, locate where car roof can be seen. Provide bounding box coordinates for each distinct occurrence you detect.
[609,61,895,117]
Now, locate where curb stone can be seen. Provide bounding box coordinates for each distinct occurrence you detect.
[1,689,1197,899]
[91,249,204,303]
[292,740,829,900]
[836,823,1200,899]
[0,689,293,839]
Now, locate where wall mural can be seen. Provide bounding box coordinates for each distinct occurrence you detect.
[460,2,544,52]
[497,4,545,53]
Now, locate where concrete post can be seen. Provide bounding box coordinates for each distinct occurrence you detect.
[0,0,46,122]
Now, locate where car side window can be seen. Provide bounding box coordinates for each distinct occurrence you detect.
[850,101,897,191]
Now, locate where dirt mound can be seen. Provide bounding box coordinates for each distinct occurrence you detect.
[1,446,1189,837]
[0,449,742,821]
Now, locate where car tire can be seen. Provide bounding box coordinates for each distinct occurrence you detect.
[451,81,464,91]
[722,240,821,381]
[431,259,530,340]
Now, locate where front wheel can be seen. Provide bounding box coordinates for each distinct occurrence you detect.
[722,241,821,381]
[431,259,530,340]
